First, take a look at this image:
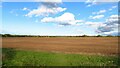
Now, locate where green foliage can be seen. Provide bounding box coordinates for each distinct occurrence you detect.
[106,35,113,37]
[2,34,12,37]
[82,35,88,37]
[97,35,102,37]
[1,34,119,37]
[2,48,119,66]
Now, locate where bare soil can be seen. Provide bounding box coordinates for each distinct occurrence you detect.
[2,37,118,55]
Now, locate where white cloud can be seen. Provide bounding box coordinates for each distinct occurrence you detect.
[86,4,92,7]
[89,15,104,19]
[90,9,106,19]
[92,9,106,15]
[2,0,119,2]
[22,7,30,11]
[85,21,105,28]
[25,3,66,17]
[86,3,97,7]
[25,1,66,17]
[96,14,119,35]
[35,0,62,2]
[97,10,106,14]
[103,31,118,35]
[109,6,117,11]
[23,7,27,10]
[87,14,119,35]
[106,15,119,23]
[41,12,84,25]
[112,6,117,8]
[85,0,91,3]
[85,0,98,7]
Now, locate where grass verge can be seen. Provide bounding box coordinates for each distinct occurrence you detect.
[2,48,119,66]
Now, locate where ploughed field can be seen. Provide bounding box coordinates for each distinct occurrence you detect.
[2,37,118,56]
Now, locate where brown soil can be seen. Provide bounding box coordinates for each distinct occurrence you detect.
[2,37,118,55]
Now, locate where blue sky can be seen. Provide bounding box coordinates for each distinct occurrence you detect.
[1,1,119,36]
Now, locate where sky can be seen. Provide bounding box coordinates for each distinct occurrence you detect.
[1,1,119,36]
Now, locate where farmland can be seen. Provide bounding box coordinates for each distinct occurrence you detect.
[2,37,119,66]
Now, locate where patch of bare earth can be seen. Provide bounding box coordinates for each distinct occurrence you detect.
[2,37,118,56]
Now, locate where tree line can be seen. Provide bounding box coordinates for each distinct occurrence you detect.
[0,34,119,37]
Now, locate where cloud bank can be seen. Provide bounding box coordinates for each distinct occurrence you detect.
[25,2,66,17]
[41,12,84,25]
[96,15,119,35]
[89,15,104,19]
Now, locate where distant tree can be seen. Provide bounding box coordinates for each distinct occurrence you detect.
[82,35,88,37]
[106,35,113,37]
[96,35,102,37]
[4,34,12,37]
[0,34,2,37]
